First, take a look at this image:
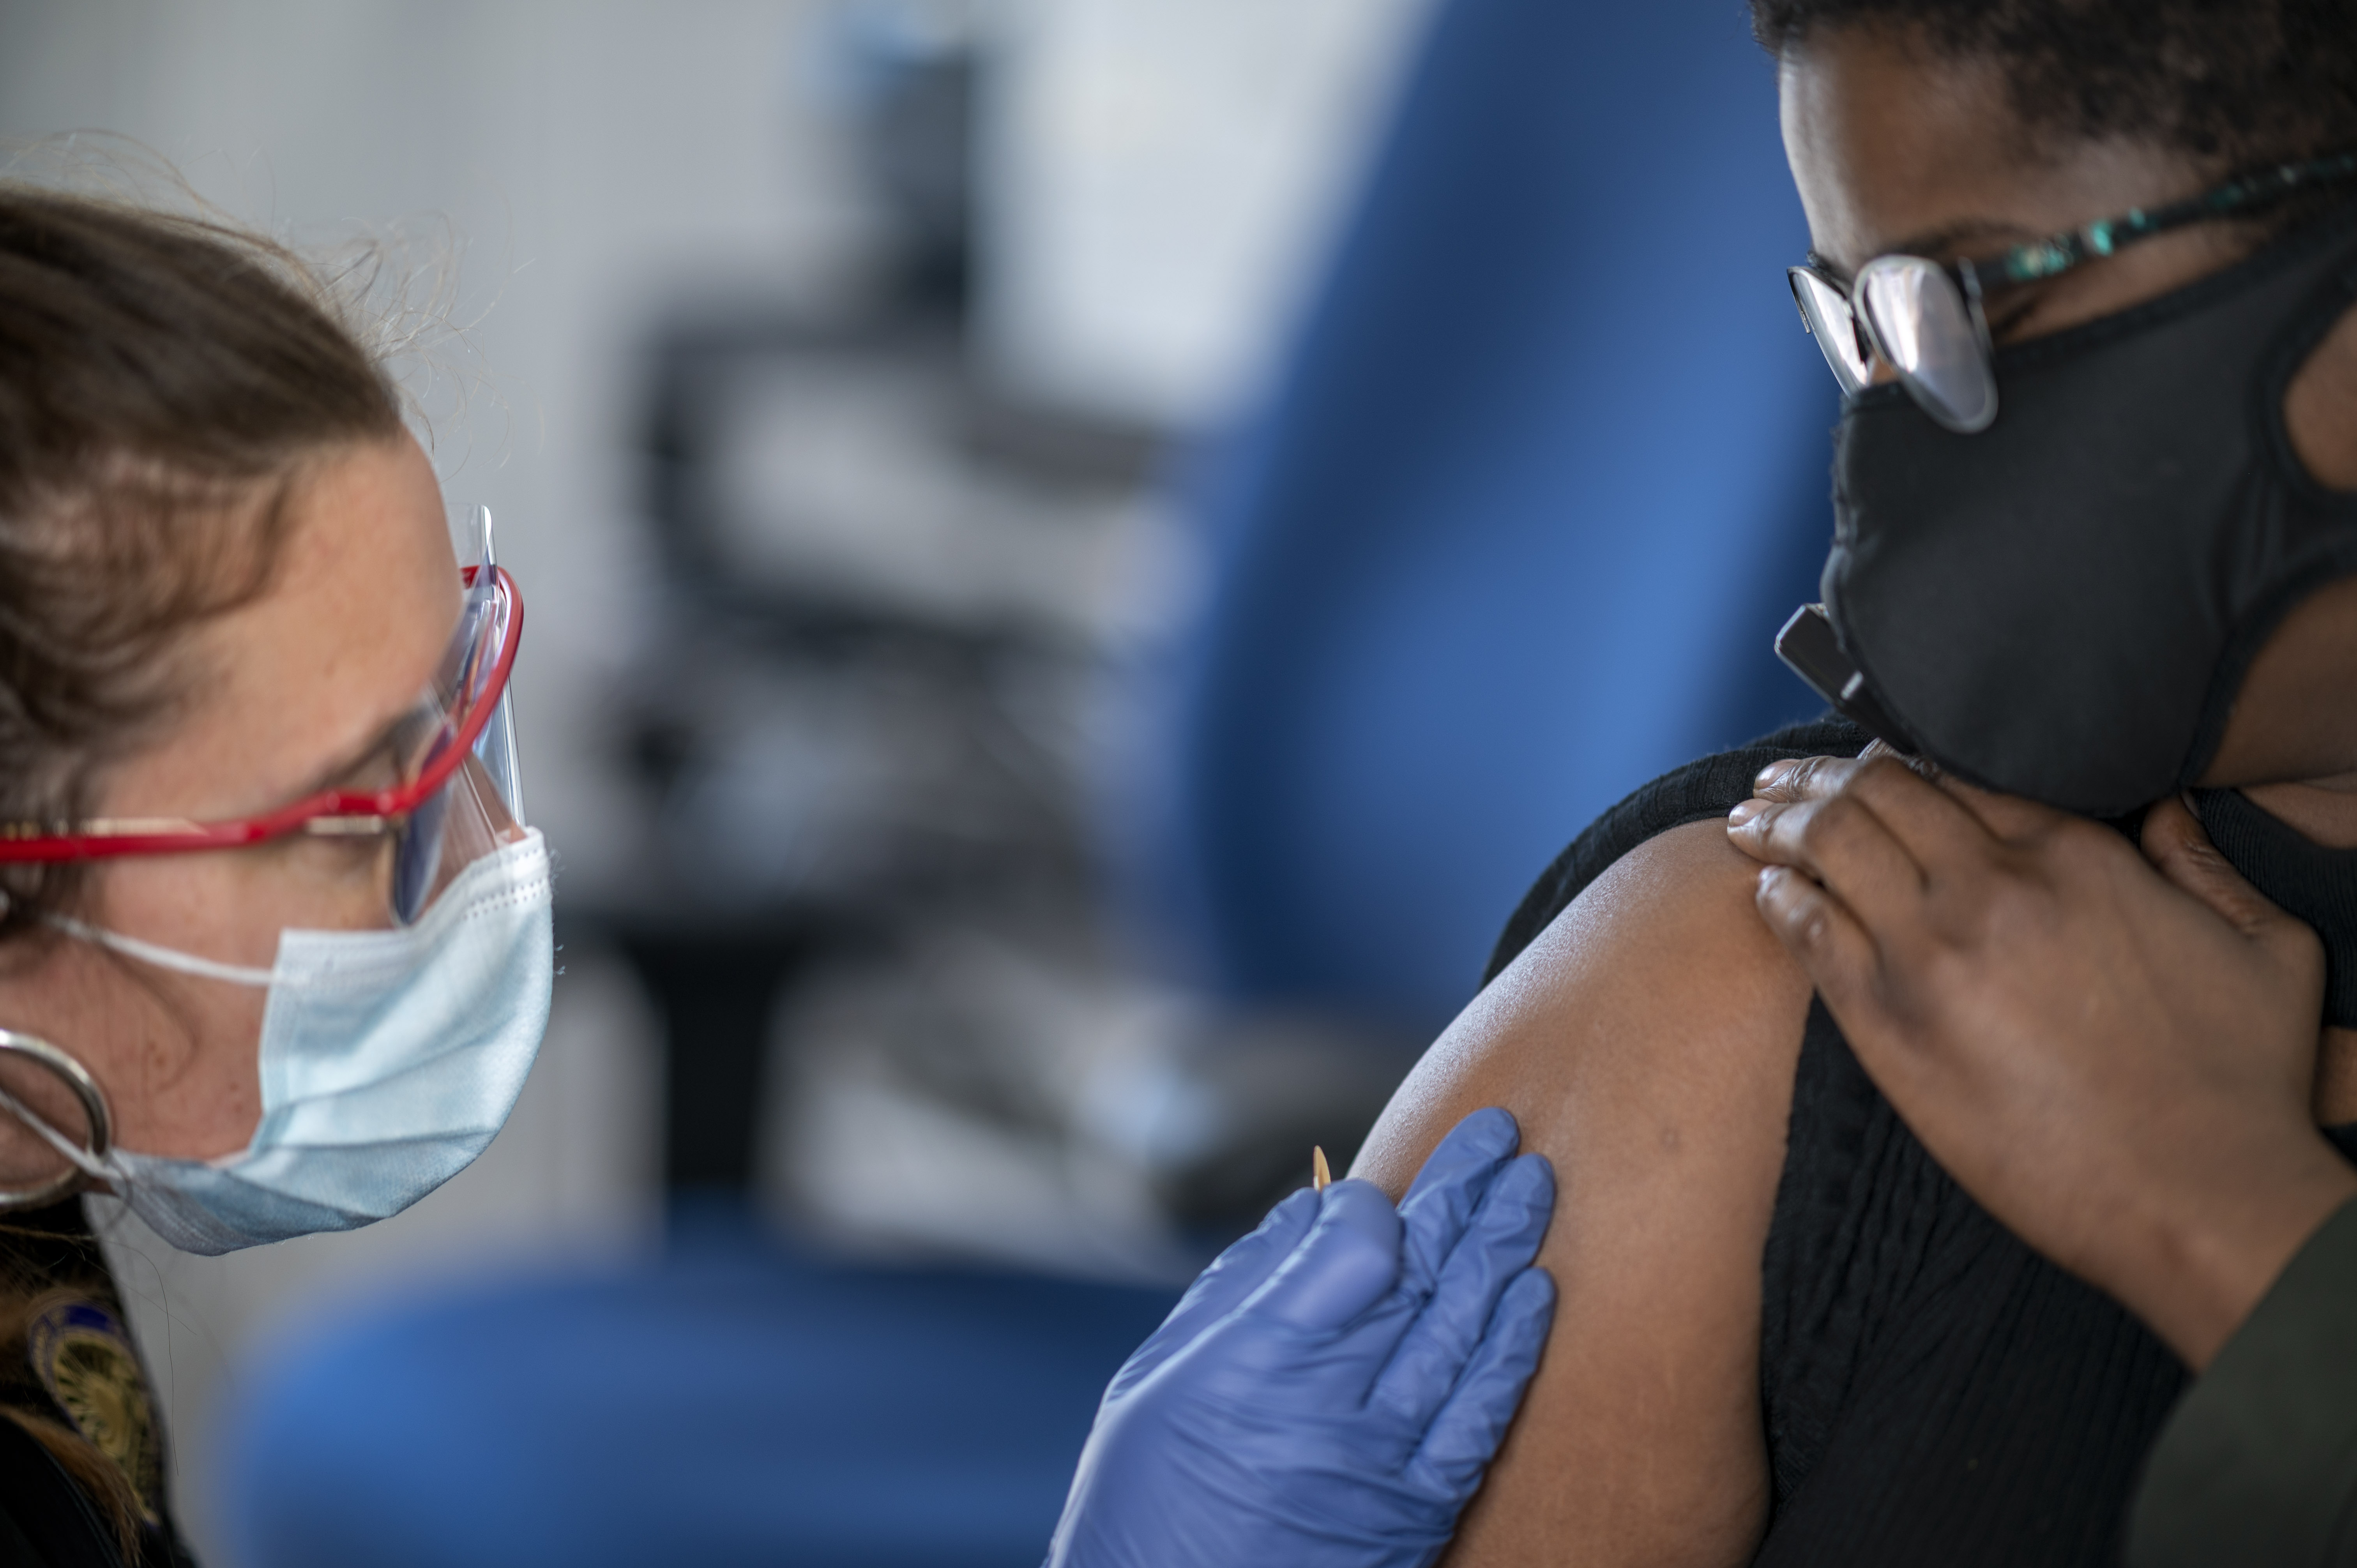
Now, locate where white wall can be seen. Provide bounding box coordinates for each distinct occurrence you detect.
[0,0,882,897]
[980,0,1437,426]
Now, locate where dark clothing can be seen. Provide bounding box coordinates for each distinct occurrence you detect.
[2130,1197,2357,1565]
[0,1413,134,1568]
[2195,786,2357,1029]
[1484,717,1869,982]
[1485,715,2357,1566]
[0,1199,194,1568]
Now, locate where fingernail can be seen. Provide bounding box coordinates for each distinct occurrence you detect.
[1756,760,1797,790]
[1727,798,1767,827]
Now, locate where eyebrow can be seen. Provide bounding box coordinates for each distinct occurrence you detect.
[290,710,415,802]
[1809,217,2046,283]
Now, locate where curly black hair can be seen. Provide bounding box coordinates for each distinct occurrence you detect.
[1749,0,2357,169]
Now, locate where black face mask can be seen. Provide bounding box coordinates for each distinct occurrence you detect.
[1779,201,2357,817]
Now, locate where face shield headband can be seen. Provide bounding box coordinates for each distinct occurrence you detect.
[0,513,526,927]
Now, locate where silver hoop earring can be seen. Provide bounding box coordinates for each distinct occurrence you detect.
[0,1029,113,1211]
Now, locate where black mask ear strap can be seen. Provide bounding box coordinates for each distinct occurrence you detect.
[2255,211,2357,481]
[2194,788,2357,1029]
[2175,216,2357,798]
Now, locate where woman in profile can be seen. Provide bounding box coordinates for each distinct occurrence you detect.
[1355,3,2357,1563]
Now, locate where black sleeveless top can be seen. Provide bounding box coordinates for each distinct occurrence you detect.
[1484,715,2357,1568]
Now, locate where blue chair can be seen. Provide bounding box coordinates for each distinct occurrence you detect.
[217,1209,1177,1568]
[1150,0,1837,1033]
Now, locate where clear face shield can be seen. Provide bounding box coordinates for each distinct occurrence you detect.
[0,508,537,1208]
[389,506,527,922]
[0,508,553,1227]
[0,505,528,929]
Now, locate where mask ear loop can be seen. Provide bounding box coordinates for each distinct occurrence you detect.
[0,1029,114,1211]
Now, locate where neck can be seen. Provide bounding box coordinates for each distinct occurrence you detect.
[2226,773,2357,1122]
[2241,772,2357,849]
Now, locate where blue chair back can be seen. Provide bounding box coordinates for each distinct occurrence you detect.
[1161,0,1838,1031]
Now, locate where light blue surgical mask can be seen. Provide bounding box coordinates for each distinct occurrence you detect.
[49,830,554,1254]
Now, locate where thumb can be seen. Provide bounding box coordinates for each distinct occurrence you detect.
[2142,794,2295,941]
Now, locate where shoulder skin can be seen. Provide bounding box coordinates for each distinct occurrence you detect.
[1354,819,1813,1568]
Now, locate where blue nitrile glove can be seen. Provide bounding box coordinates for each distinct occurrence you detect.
[1045,1107,1556,1568]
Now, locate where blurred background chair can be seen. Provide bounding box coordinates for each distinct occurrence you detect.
[218,1206,1177,1568]
[1153,0,1837,1034]
[0,0,1830,1561]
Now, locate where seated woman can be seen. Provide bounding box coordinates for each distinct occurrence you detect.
[1353,2,2357,1563]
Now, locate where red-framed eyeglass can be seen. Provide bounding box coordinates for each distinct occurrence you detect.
[0,565,525,872]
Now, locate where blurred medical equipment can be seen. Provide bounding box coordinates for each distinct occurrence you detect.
[594,0,1436,1271]
[602,311,1419,1275]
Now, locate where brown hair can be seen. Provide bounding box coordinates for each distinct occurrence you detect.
[0,180,408,1553]
[0,182,406,934]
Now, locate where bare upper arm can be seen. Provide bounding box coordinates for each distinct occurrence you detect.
[1353,818,1813,1568]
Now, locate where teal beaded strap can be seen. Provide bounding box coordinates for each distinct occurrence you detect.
[1977,150,2357,290]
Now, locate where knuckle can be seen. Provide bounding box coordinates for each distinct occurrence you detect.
[1986,859,2054,927]
[1855,752,1931,801]
[1776,754,1836,799]
[2175,837,2228,873]
[1798,792,1866,849]
[1929,860,2025,946]
[1854,754,1906,789]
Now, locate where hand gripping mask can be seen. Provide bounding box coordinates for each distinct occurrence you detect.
[1788,200,2357,816]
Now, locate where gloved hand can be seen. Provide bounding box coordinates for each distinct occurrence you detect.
[1045,1107,1556,1568]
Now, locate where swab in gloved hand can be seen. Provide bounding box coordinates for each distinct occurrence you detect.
[1044,1107,1557,1568]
